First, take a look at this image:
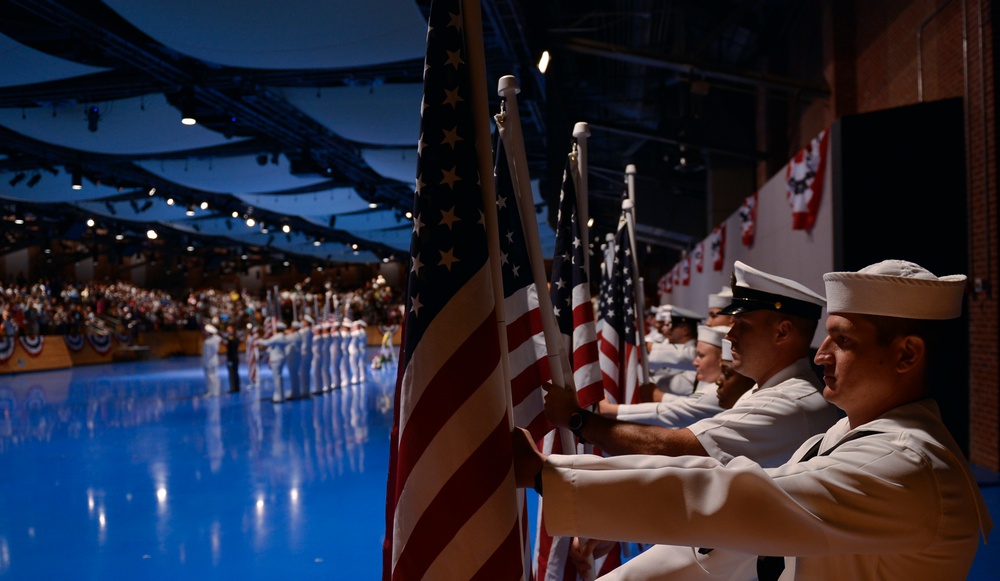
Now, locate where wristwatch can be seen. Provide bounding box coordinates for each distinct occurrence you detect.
[568,410,589,443]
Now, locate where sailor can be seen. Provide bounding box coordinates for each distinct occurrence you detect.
[202,323,222,396]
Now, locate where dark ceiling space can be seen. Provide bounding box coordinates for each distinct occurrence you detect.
[0,0,828,277]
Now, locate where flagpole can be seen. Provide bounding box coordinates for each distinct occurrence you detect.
[623,165,650,384]
[572,122,591,276]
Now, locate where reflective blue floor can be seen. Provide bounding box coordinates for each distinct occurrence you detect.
[0,355,997,579]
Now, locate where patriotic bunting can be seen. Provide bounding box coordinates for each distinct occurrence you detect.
[739,191,758,247]
[710,223,726,271]
[786,129,829,231]
[18,335,44,357]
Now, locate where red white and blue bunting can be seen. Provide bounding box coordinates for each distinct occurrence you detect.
[18,335,44,357]
[64,333,85,352]
[116,331,133,346]
[88,333,113,355]
[0,336,14,363]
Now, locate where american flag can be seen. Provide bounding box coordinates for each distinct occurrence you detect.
[494,127,551,443]
[710,223,726,271]
[740,191,758,247]
[247,325,260,386]
[534,152,619,581]
[383,1,523,579]
[597,211,641,405]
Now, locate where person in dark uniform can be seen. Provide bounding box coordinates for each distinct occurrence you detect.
[224,324,242,393]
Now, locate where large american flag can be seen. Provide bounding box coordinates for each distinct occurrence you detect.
[597,211,641,405]
[535,153,621,580]
[384,1,523,579]
[247,325,260,386]
[494,127,551,443]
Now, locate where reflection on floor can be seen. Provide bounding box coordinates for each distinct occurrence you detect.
[0,353,996,579]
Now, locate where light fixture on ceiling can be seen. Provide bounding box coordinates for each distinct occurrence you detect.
[537,50,551,74]
[313,239,322,246]
[148,187,156,196]
[587,217,595,227]
[13,217,24,225]
[200,201,208,210]
[282,224,291,234]
[166,197,175,206]
[186,205,195,216]
[86,218,95,228]
[72,171,82,190]
[261,223,269,234]
[368,202,378,209]
[382,257,389,263]
[146,229,158,240]
[187,245,195,252]
[115,233,124,241]
[26,174,41,188]
[351,243,358,250]
[180,95,197,126]
[8,172,25,187]
[405,211,413,219]
[246,217,256,227]
[231,211,239,218]
[87,105,100,132]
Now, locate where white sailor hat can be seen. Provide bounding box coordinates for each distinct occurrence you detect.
[291,321,301,329]
[696,324,730,348]
[204,324,218,334]
[669,306,703,323]
[303,315,314,324]
[720,261,825,320]
[721,339,733,362]
[708,286,734,310]
[340,318,353,327]
[655,305,672,322]
[276,321,288,331]
[824,260,967,320]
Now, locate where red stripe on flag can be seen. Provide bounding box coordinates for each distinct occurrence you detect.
[506,307,544,351]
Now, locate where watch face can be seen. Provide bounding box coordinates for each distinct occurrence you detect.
[569,412,583,430]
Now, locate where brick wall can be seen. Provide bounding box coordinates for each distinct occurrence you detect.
[826,0,998,468]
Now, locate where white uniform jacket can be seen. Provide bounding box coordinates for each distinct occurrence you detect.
[542,399,993,580]
[688,358,841,468]
[614,380,723,429]
[648,340,696,373]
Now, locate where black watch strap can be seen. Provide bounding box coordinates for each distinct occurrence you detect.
[568,410,589,443]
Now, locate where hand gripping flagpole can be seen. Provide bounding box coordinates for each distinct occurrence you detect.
[572,122,591,276]
[623,165,651,385]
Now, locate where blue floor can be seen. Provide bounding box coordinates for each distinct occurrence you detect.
[0,355,997,579]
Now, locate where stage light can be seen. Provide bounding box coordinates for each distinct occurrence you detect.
[405,211,413,219]
[351,243,358,250]
[148,187,156,196]
[587,217,595,227]
[368,202,378,209]
[166,197,175,206]
[87,106,100,132]
[146,229,158,240]
[186,205,195,216]
[200,201,208,210]
[8,172,25,186]
[72,171,82,190]
[313,239,321,246]
[246,218,255,227]
[537,50,551,74]
[26,174,41,187]
[282,224,290,234]
[187,245,195,252]
[382,257,389,263]
[14,218,24,225]
[232,211,239,218]
[86,218,95,227]
[180,99,197,126]
[115,233,124,240]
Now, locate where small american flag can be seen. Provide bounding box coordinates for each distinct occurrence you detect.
[597,211,641,405]
[384,1,523,578]
[247,326,260,386]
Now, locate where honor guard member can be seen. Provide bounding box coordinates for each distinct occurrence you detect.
[259,321,289,402]
[328,319,343,390]
[202,324,222,396]
[644,307,666,347]
[646,305,702,400]
[312,319,328,394]
[707,286,734,326]
[299,316,314,396]
[716,339,756,410]
[348,319,362,384]
[338,319,352,387]
[604,325,729,430]
[353,319,368,384]
[284,321,303,399]
[519,259,992,581]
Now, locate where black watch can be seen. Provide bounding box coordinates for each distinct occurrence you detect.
[568,410,589,442]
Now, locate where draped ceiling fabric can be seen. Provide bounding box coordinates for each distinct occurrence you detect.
[0,1,555,264]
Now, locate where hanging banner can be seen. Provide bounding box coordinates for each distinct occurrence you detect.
[64,333,85,352]
[18,335,44,357]
[88,333,113,355]
[786,129,830,231]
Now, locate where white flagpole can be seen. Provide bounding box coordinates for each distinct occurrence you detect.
[572,122,591,276]
[499,74,593,581]
[623,165,650,384]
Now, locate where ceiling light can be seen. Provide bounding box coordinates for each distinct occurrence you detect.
[187,246,195,252]
[26,174,41,188]
[180,97,197,126]
[232,211,239,218]
[8,172,25,187]
[313,239,321,246]
[282,224,291,234]
[368,202,378,209]
[200,201,208,210]
[382,257,389,263]
[148,187,156,196]
[587,217,595,227]
[166,197,175,206]
[72,171,82,190]
[86,219,95,227]
[537,50,551,74]
[14,218,24,225]
[87,106,100,132]
[405,211,413,219]
[115,234,124,240]
[351,243,358,250]
[186,205,195,216]
[246,218,255,227]
[146,229,158,239]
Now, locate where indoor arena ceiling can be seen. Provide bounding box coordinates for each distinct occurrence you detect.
[0,0,826,272]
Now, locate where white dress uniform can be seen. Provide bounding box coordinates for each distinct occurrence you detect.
[328,326,342,390]
[688,358,841,469]
[541,399,992,581]
[348,326,361,384]
[312,325,327,394]
[648,340,697,396]
[284,328,302,398]
[338,327,352,386]
[259,329,288,402]
[352,325,367,383]
[299,323,313,395]
[614,379,723,429]
[202,331,222,396]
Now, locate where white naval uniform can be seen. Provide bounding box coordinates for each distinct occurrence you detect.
[202,333,222,396]
[312,329,326,393]
[259,333,289,402]
[338,329,351,386]
[348,328,362,384]
[615,380,723,429]
[648,340,697,396]
[328,330,342,389]
[284,330,302,398]
[542,399,992,581]
[299,325,313,396]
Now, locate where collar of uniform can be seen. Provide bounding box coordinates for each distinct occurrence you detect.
[754,358,820,392]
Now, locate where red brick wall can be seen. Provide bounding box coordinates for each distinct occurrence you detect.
[825,0,998,468]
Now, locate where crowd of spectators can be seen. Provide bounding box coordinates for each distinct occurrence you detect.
[0,275,403,338]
